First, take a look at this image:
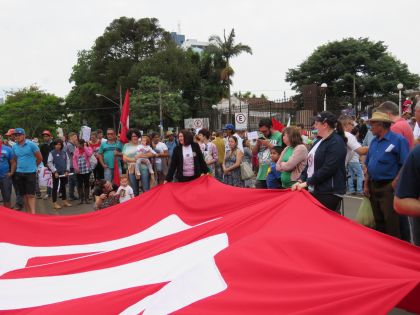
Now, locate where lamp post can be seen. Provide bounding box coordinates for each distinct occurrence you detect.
[320,83,327,111]
[211,104,218,131]
[397,83,403,116]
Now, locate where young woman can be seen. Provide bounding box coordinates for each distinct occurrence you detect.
[223,136,244,187]
[198,128,218,176]
[165,129,208,183]
[292,111,347,212]
[276,126,308,188]
[47,139,71,210]
[73,139,93,204]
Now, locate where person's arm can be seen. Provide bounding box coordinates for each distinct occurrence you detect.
[165,147,178,182]
[394,197,420,216]
[226,150,243,171]
[211,144,218,164]
[65,153,71,173]
[355,146,368,155]
[47,152,56,173]
[84,146,93,157]
[8,155,16,177]
[35,151,42,167]
[278,145,308,172]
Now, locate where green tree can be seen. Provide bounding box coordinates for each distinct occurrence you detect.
[130,76,188,131]
[207,29,252,122]
[0,86,65,137]
[286,38,420,105]
[67,17,172,128]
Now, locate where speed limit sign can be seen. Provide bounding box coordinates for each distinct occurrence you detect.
[235,113,248,130]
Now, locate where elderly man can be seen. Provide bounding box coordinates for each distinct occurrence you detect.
[377,101,414,148]
[11,128,43,214]
[364,112,409,239]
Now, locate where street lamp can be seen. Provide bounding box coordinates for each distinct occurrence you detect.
[95,93,121,108]
[320,83,328,111]
[397,83,403,116]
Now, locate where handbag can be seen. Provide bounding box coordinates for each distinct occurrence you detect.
[240,162,254,180]
[89,154,98,170]
[356,197,375,228]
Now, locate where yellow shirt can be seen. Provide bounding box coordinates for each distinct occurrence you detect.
[212,137,225,164]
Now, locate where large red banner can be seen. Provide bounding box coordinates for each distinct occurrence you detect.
[0,176,419,314]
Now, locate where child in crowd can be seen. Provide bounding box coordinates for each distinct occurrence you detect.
[135,136,156,182]
[266,146,283,189]
[116,174,134,203]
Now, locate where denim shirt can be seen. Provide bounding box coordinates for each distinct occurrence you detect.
[366,131,409,181]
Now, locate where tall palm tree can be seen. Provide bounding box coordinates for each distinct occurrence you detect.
[208,29,252,123]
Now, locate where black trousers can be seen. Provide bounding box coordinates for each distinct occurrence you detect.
[77,173,91,200]
[312,193,342,213]
[52,176,67,203]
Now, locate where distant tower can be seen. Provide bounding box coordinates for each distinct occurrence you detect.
[178,21,181,34]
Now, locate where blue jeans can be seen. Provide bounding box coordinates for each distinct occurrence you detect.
[68,171,78,199]
[128,173,140,196]
[347,162,363,193]
[139,166,150,192]
[104,168,122,183]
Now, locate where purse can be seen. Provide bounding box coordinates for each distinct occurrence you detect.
[240,162,254,180]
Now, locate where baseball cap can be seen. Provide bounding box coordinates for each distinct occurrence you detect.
[166,130,174,136]
[223,123,235,131]
[5,129,15,136]
[14,128,25,135]
[42,130,52,136]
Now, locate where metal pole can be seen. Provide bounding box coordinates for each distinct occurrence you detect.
[323,94,327,112]
[159,81,163,137]
[399,90,402,116]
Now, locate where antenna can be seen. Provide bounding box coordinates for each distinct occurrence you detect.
[177,21,181,34]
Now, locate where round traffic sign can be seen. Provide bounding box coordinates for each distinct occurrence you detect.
[235,113,247,124]
[193,119,203,128]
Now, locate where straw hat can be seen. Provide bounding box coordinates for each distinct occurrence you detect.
[368,112,393,123]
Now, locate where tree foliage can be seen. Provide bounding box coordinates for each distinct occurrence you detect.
[0,86,64,137]
[130,76,188,131]
[67,17,229,130]
[286,38,420,99]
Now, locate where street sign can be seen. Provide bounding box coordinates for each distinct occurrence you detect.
[235,113,248,130]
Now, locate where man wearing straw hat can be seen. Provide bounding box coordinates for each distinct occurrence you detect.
[363,111,409,239]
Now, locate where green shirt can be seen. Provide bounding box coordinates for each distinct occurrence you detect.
[256,131,282,180]
[99,141,123,169]
[280,146,294,188]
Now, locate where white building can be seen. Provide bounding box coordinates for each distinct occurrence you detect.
[181,39,209,53]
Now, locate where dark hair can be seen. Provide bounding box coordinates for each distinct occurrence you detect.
[53,138,64,149]
[96,129,103,134]
[150,132,160,140]
[179,129,193,146]
[126,128,141,140]
[283,126,303,148]
[78,139,86,146]
[316,111,347,144]
[258,118,272,128]
[377,101,399,116]
[271,146,282,155]
[336,120,348,144]
[297,123,305,129]
[198,128,211,140]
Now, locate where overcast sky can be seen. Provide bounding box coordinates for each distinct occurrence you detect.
[1,0,419,101]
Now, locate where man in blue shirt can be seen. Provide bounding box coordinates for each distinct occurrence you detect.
[364,112,409,239]
[0,134,16,208]
[11,128,43,214]
[165,131,178,159]
[394,145,420,246]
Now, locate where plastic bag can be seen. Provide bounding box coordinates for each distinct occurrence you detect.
[356,197,375,228]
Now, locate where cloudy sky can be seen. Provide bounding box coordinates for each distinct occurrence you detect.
[1,0,419,101]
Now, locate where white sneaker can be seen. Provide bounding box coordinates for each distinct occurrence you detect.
[42,194,50,200]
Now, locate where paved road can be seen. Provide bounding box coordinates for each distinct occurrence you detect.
[5,191,412,314]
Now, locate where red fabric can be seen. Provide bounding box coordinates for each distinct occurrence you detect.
[271,117,284,132]
[119,89,130,144]
[0,176,419,314]
[113,156,120,186]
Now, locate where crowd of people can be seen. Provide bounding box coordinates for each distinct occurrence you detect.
[1,97,420,245]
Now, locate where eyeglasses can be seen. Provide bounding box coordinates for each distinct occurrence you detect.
[107,133,114,135]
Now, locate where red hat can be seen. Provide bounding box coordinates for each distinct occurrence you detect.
[42,130,52,137]
[5,129,15,136]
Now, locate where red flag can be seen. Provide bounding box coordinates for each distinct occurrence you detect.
[0,176,419,314]
[119,89,130,144]
[113,156,120,186]
[271,117,284,132]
